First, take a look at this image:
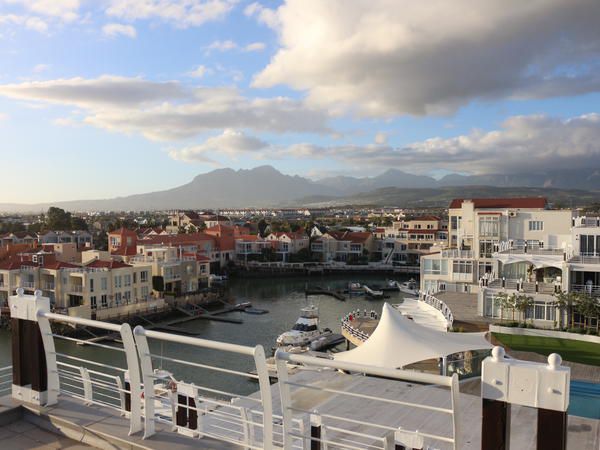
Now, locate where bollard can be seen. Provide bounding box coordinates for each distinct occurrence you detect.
[310,412,322,450]
[481,347,570,450]
[8,289,54,406]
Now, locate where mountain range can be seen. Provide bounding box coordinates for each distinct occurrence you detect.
[1,165,599,212]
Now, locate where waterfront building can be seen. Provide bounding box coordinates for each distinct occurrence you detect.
[0,231,37,246]
[0,248,156,319]
[311,231,375,262]
[165,210,204,233]
[377,215,448,265]
[108,227,138,253]
[265,231,309,262]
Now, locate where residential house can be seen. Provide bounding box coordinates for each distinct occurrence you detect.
[265,231,309,262]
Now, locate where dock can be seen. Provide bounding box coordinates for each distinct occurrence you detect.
[305,287,346,301]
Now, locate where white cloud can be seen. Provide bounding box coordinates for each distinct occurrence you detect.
[0,75,329,140]
[5,0,80,22]
[283,113,600,175]
[24,16,47,32]
[105,0,237,28]
[33,63,50,73]
[0,113,9,121]
[169,129,269,163]
[102,23,137,38]
[187,65,209,78]
[253,0,600,117]
[244,42,265,52]
[374,132,387,145]
[205,39,237,52]
[53,116,78,127]
[244,2,278,28]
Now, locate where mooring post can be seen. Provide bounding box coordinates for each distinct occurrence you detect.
[8,289,52,406]
[481,347,570,450]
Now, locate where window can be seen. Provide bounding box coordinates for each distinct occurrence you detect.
[479,216,499,237]
[90,279,94,293]
[101,277,107,290]
[110,237,119,248]
[528,220,544,231]
[423,259,448,275]
[101,294,108,308]
[141,286,149,298]
[124,274,131,287]
[453,260,473,274]
[450,216,461,230]
[133,272,137,284]
[90,296,97,309]
[114,275,122,288]
[115,292,122,305]
[140,271,148,282]
[479,240,499,258]
[124,291,131,303]
[478,262,493,277]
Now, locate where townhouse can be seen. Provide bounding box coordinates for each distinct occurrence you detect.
[377,216,448,265]
[0,248,156,320]
[37,230,94,249]
[311,231,375,262]
[265,231,309,262]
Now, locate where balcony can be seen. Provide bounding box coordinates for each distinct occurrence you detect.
[43,282,55,290]
[442,249,473,259]
[20,281,36,289]
[568,255,600,265]
[69,285,84,293]
[570,284,600,296]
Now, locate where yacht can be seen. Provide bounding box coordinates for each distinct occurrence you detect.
[398,278,419,296]
[276,305,332,347]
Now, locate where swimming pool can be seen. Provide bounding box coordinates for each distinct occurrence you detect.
[569,380,600,419]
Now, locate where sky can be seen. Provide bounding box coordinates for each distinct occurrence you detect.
[0,0,600,203]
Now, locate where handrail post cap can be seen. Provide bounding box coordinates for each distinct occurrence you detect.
[491,346,505,361]
[547,353,562,369]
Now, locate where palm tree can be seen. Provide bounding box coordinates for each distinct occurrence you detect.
[493,292,509,322]
[574,293,600,331]
[515,294,534,325]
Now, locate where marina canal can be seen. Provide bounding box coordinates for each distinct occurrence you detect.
[0,274,411,395]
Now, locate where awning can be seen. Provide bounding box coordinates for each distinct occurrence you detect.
[335,303,492,369]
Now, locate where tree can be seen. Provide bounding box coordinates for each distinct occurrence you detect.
[514,294,534,325]
[257,219,269,238]
[573,293,600,331]
[70,216,88,231]
[552,291,577,329]
[493,292,510,322]
[46,207,72,230]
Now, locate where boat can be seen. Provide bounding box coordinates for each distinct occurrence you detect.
[363,285,386,299]
[244,307,269,315]
[276,305,332,347]
[310,333,346,351]
[347,282,363,294]
[209,274,228,283]
[398,278,419,296]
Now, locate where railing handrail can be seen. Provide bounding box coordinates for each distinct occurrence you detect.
[277,350,453,387]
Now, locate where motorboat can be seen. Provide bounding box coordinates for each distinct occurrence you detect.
[347,282,363,294]
[398,278,419,296]
[209,274,228,284]
[276,305,332,347]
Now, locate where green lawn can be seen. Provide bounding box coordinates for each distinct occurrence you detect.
[493,333,600,366]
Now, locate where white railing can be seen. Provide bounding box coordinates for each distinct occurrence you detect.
[69,284,84,293]
[420,292,454,328]
[570,284,600,296]
[20,281,36,289]
[36,311,143,435]
[0,366,11,396]
[569,255,600,265]
[132,327,275,449]
[441,249,473,259]
[275,350,461,450]
[496,241,565,256]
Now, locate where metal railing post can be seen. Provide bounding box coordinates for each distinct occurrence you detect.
[253,344,274,450]
[133,325,156,439]
[119,323,143,436]
[275,349,294,450]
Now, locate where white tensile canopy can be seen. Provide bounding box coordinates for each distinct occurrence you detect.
[335,303,493,369]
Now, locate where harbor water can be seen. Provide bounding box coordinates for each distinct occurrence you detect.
[0,274,410,396]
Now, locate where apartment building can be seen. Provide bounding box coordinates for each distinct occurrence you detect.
[165,211,204,234]
[234,235,273,262]
[311,231,375,262]
[0,231,37,246]
[108,228,138,253]
[128,245,209,295]
[0,249,156,320]
[38,230,94,249]
[421,197,573,295]
[265,231,309,262]
[378,216,448,265]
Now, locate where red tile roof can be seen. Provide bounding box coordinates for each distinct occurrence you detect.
[111,246,138,256]
[85,260,132,269]
[108,227,138,237]
[449,197,547,209]
[141,232,215,246]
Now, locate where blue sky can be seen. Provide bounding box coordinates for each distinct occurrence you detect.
[1,0,599,203]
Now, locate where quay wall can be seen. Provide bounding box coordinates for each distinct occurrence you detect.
[490,324,600,344]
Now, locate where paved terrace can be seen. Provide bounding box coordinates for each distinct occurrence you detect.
[1,369,599,450]
[435,292,492,331]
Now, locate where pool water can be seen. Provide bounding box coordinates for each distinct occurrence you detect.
[569,380,600,419]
